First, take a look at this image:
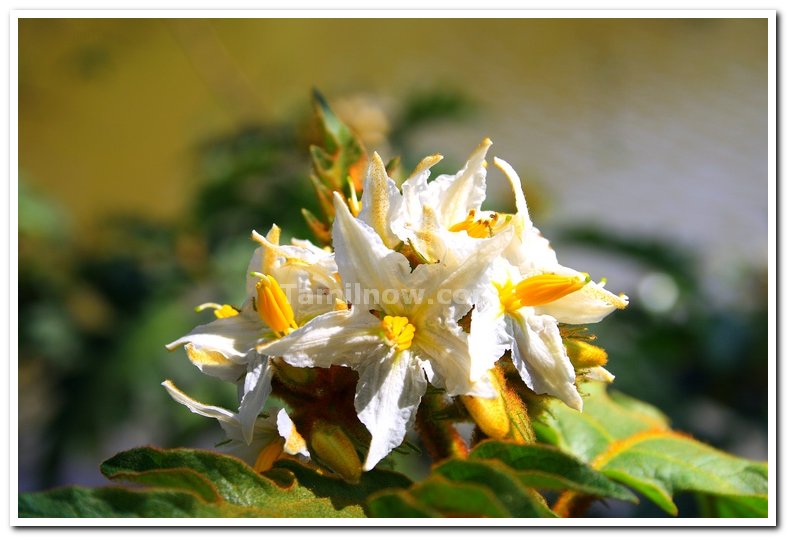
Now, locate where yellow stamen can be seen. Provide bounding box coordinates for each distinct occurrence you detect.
[253,438,285,473]
[449,209,507,239]
[515,273,588,307]
[495,280,523,314]
[255,274,298,337]
[195,303,239,319]
[380,315,416,352]
[565,339,608,369]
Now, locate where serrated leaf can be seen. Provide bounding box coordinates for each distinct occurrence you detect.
[18,486,256,518]
[433,459,557,517]
[100,446,363,517]
[367,440,632,518]
[535,382,768,516]
[264,458,412,512]
[469,441,637,502]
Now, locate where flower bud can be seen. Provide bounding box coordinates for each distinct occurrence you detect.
[309,421,363,483]
[253,438,285,473]
[461,366,534,444]
[565,339,608,370]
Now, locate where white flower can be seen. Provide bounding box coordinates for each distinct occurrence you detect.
[162,380,309,472]
[389,139,497,268]
[166,225,342,445]
[258,192,512,470]
[469,241,628,411]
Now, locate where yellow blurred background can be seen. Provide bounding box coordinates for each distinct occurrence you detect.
[20,18,766,252]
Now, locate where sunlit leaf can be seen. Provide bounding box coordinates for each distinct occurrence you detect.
[100,447,363,517]
[535,382,768,517]
[469,441,637,502]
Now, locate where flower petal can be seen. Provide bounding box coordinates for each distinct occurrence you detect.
[162,380,236,424]
[415,316,494,397]
[257,307,384,369]
[493,157,530,226]
[509,313,583,411]
[425,138,491,227]
[276,409,310,457]
[166,310,264,362]
[332,192,412,307]
[246,224,282,298]
[537,281,628,324]
[390,154,443,244]
[583,366,615,383]
[237,353,274,445]
[468,294,513,379]
[353,349,427,470]
[416,226,513,320]
[358,152,404,249]
[183,343,246,382]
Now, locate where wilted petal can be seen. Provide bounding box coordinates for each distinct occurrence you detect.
[237,353,274,445]
[509,313,583,411]
[354,349,427,470]
[583,366,616,383]
[162,380,236,423]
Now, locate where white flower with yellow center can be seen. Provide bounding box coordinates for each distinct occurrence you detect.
[470,257,628,411]
[162,380,309,472]
[258,192,512,470]
[383,146,626,408]
[166,225,342,446]
[355,139,502,270]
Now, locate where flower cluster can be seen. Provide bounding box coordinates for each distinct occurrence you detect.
[163,138,627,475]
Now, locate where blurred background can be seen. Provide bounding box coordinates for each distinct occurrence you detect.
[18,18,768,516]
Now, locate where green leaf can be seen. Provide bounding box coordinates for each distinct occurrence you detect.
[310,90,367,197]
[368,439,635,517]
[99,447,363,517]
[534,381,768,516]
[535,381,670,462]
[595,432,768,516]
[264,458,412,512]
[369,477,510,518]
[21,447,373,518]
[18,487,260,518]
[433,459,557,517]
[365,492,440,517]
[469,441,637,502]
[696,492,769,518]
